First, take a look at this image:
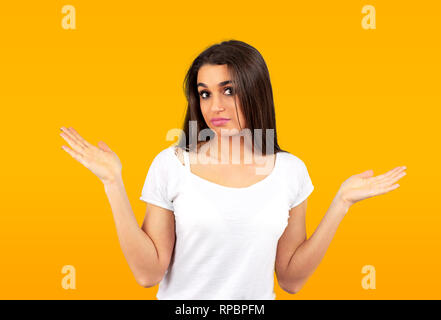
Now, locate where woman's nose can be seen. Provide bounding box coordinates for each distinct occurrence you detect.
[210,94,226,112]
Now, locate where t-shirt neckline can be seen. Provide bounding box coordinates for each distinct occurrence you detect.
[171,146,281,191]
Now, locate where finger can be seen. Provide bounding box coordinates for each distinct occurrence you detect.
[372,183,400,196]
[375,183,400,196]
[384,170,407,185]
[374,172,405,193]
[61,145,85,165]
[68,127,93,149]
[60,127,86,151]
[60,132,84,154]
[61,127,87,149]
[372,166,405,183]
[375,166,402,181]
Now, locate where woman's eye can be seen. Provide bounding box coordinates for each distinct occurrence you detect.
[199,87,234,100]
[225,87,234,95]
[199,91,209,99]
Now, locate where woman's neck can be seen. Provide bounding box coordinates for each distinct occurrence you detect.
[202,134,255,165]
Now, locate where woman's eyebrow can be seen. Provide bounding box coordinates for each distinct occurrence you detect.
[197,80,232,88]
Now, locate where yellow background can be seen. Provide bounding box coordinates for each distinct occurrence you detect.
[0,0,439,299]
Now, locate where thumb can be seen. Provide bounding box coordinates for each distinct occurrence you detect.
[356,169,374,178]
[97,141,113,153]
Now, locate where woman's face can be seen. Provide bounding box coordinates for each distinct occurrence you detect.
[197,64,246,137]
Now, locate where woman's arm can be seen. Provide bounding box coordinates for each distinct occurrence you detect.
[275,196,349,294]
[104,176,171,287]
[60,127,171,287]
[275,166,407,294]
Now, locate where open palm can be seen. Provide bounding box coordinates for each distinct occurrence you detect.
[59,127,122,184]
[338,166,407,207]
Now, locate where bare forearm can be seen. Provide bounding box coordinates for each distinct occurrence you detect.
[103,175,162,286]
[283,196,350,291]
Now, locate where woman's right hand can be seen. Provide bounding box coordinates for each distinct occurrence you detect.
[60,127,122,185]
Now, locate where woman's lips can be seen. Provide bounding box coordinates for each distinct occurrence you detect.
[211,118,230,126]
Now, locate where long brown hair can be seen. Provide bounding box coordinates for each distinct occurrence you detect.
[177,39,286,156]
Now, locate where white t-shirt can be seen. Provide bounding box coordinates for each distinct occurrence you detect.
[139,145,314,300]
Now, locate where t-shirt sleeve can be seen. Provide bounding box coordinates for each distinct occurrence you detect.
[139,150,174,211]
[288,156,315,209]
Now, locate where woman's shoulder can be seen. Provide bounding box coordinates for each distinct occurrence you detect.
[149,145,185,169]
[277,150,312,182]
[277,150,308,168]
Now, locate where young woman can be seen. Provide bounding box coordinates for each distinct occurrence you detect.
[59,40,407,300]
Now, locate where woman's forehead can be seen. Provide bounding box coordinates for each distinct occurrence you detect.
[197,64,232,83]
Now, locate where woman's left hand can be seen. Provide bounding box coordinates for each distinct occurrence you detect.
[337,166,407,208]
